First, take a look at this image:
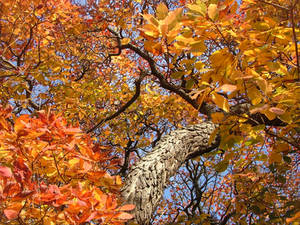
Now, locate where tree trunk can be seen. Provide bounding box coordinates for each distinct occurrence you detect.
[121,121,219,224]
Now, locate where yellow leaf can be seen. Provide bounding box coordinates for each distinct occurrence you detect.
[144,41,163,54]
[278,112,292,124]
[163,8,182,31]
[115,175,122,185]
[219,84,237,92]
[159,23,168,36]
[121,38,130,45]
[208,4,218,20]
[256,77,272,94]
[187,3,206,16]
[53,66,61,73]
[208,127,219,145]
[263,110,276,120]
[190,40,206,52]
[245,68,260,77]
[140,24,160,38]
[211,112,224,123]
[171,71,185,79]
[143,14,159,26]
[212,92,229,112]
[276,143,290,153]
[248,86,262,105]
[156,3,168,20]
[69,158,80,167]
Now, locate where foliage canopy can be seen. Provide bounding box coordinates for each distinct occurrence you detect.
[0,0,299,224]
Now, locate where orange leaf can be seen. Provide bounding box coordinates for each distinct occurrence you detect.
[116,212,134,220]
[219,84,237,92]
[0,166,12,177]
[269,107,285,115]
[4,209,19,220]
[0,117,10,131]
[4,202,23,220]
[286,211,300,223]
[117,204,135,211]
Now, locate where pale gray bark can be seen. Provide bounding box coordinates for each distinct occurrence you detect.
[122,121,219,224]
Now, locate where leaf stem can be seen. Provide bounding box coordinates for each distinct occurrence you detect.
[52,151,67,183]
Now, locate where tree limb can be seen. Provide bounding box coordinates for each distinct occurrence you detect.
[87,72,146,133]
[122,121,219,224]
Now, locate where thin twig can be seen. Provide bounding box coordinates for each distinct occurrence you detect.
[257,0,289,10]
[52,151,67,183]
[265,129,300,151]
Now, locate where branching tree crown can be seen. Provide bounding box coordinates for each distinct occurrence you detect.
[0,0,299,224]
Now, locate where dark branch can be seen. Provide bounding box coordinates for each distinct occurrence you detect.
[86,73,146,133]
[107,29,289,127]
[25,79,39,110]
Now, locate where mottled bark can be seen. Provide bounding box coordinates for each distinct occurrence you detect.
[122,121,219,224]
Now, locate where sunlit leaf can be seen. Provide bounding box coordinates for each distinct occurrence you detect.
[0,166,13,177]
[156,3,168,20]
[212,92,229,112]
[208,4,218,20]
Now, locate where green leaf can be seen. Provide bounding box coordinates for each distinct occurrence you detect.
[283,155,291,163]
[186,79,195,89]
[171,71,185,79]
[214,160,229,172]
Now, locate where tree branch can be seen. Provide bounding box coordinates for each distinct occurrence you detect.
[122,121,219,224]
[86,72,146,133]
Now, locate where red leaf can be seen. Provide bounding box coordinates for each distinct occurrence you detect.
[84,212,98,222]
[0,166,12,177]
[3,183,21,197]
[4,209,19,220]
[3,203,23,220]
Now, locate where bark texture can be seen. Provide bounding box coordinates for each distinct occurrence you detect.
[121,121,219,224]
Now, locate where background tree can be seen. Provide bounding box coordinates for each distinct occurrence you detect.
[0,0,299,224]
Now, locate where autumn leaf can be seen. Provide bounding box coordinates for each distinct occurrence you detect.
[4,209,19,220]
[187,2,206,16]
[269,107,285,115]
[116,204,135,211]
[0,166,13,177]
[218,84,237,92]
[116,212,134,220]
[211,92,229,112]
[208,4,218,20]
[156,3,168,20]
[4,203,23,220]
[0,0,299,224]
